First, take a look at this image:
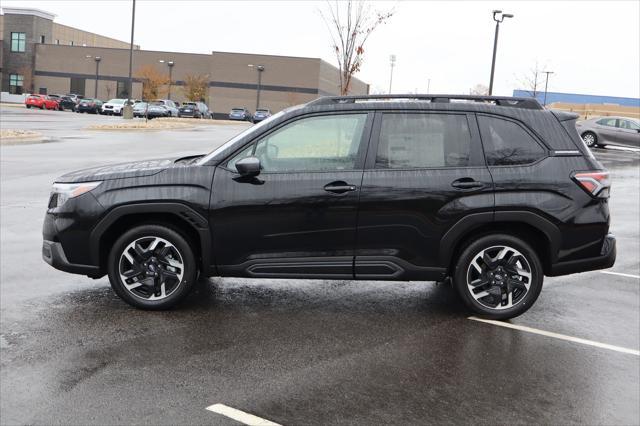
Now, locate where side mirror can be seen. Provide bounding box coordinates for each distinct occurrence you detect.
[235,156,261,177]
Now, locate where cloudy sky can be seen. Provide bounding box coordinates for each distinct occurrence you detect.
[4,0,639,98]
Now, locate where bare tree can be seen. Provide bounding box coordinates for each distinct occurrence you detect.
[135,65,170,100]
[321,1,394,95]
[470,84,489,96]
[517,62,546,98]
[182,74,209,101]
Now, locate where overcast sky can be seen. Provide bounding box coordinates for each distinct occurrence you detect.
[4,0,639,98]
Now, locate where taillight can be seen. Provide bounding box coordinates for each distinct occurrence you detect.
[572,171,611,198]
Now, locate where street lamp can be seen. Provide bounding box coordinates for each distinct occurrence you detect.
[86,55,101,98]
[248,64,265,110]
[542,71,554,106]
[388,54,396,94]
[488,10,514,95]
[159,60,175,100]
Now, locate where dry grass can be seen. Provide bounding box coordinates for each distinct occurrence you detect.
[0,129,44,145]
[86,120,193,131]
[87,117,249,130]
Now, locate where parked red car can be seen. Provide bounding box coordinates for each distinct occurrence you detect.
[25,94,59,110]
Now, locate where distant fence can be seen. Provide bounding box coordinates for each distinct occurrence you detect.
[548,102,640,120]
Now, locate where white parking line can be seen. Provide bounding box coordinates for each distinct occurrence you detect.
[206,404,282,426]
[600,271,640,279]
[468,317,640,356]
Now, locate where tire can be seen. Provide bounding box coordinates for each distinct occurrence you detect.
[452,234,543,320]
[40,104,45,110]
[26,105,31,109]
[581,131,598,148]
[107,224,197,310]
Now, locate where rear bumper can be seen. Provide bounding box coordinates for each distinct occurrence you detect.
[42,240,102,277]
[548,233,616,276]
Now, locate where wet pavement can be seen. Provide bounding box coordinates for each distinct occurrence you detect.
[1,106,639,425]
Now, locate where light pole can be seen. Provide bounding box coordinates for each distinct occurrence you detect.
[159,60,175,99]
[248,64,264,110]
[542,71,554,106]
[86,55,101,98]
[488,10,513,96]
[388,54,396,94]
[123,0,136,118]
[427,77,431,94]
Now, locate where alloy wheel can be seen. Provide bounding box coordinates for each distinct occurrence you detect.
[466,245,532,311]
[582,133,596,147]
[118,236,184,301]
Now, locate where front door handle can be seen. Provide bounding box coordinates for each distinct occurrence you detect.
[451,178,485,190]
[324,181,357,194]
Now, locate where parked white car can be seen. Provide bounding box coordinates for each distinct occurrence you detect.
[101,98,127,115]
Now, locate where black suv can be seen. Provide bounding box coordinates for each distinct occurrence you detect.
[42,95,616,319]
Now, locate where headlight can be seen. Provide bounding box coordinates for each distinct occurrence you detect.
[49,181,102,208]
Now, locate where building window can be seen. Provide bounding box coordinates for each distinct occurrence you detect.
[11,32,26,52]
[116,81,128,98]
[70,78,86,97]
[9,74,24,94]
[40,35,45,44]
[70,41,74,46]
[39,87,48,95]
[55,39,60,45]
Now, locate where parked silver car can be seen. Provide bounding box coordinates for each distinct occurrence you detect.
[576,116,640,148]
[151,99,180,117]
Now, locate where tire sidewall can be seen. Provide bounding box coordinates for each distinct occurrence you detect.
[108,225,197,310]
[582,132,597,148]
[453,234,543,320]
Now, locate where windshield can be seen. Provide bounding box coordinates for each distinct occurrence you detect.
[108,99,126,104]
[196,109,290,165]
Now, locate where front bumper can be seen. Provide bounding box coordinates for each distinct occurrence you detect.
[43,240,101,277]
[548,233,616,276]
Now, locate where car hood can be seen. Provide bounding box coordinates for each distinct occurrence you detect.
[55,157,197,183]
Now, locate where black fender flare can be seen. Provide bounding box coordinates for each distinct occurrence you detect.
[438,210,561,267]
[89,202,213,275]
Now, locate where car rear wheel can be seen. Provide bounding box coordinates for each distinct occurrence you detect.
[581,131,598,148]
[108,225,197,310]
[453,234,543,320]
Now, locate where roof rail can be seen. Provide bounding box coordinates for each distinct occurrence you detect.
[307,94,543,110]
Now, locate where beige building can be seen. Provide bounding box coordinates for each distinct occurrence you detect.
[1,7,369,118]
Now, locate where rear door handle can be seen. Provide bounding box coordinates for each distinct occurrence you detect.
[324,181,357,194]
[451,178,485,190]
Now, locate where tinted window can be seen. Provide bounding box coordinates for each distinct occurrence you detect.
[478,116,546,166]
[231,114,367,172]
[619,119,639,130]
[376,113,473,169]
[597,118,617,127]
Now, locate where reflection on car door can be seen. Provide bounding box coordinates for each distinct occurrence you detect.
[210,112,373,278]
[355,111,494,281]
[595,118,619,144]
[615,119,640,148]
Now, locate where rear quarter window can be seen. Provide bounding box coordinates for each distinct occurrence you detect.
[375,113,475,169]
[478,115,546,166]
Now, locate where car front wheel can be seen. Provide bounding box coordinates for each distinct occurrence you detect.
[581,131,598,148]
[107,225,197,310]
[453,234,543,320]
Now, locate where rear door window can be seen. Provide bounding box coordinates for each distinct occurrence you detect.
[477,116,546,166]
[375,113,475,168]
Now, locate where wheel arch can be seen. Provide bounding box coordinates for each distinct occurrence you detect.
[90,203,213,276]
[440,211,561,276]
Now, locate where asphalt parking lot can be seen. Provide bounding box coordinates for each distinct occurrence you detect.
[1,106,639,425]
